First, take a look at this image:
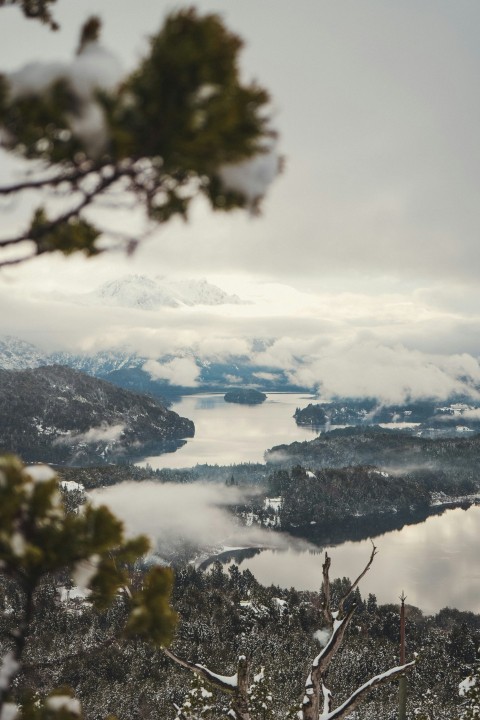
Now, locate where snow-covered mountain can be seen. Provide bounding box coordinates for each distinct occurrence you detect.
[50,348,144,376]
[0,335,304,398]
[0,336,49,369]
[83,275,244,310]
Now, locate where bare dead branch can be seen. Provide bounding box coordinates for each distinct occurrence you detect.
[0,248,37,267]
[313,606,356,679]
[163,647,237,695]
[337,541,377,618]
[303,606,357,720]
[321,553,333,628]
[0,167,128,262]
[163,649,252,720]
[0,162,100,196]
[320,660,415,720]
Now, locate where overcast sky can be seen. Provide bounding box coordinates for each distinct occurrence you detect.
[1,1,480,401]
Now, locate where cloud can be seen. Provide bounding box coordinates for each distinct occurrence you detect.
[143,358,200,386]
[90,480,312,556]
[55,423,125,445]
[287,341,480,404]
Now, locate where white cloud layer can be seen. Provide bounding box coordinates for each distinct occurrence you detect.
[1,2,480,408]
[143,358,200,387]
[90,481,311,554]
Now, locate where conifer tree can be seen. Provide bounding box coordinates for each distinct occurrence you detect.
[163,547,415,720]
[0,5,280,266]
[0,455,177,720]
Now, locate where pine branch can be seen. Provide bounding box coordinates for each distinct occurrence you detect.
[0,162,100,196]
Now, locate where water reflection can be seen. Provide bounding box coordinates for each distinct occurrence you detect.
[139,392,317,469]
[228,505,480,613]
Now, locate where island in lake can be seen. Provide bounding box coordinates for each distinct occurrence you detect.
[224,388,267,405]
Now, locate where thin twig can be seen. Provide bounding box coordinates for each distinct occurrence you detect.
[338,541,377,618]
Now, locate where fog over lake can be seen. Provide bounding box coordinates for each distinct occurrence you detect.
[140,392,317,468]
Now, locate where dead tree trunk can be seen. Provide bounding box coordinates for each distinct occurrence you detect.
[163,648,251,720]
[163,544,415,720]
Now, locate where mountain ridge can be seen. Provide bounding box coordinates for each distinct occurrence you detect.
[80,274,245,310]
[0,365,194,465]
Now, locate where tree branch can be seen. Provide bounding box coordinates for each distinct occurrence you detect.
[0,162,100,196]
[321,553,333,628]
[337,541,377,618]
[303,607,356,720]
[163,647,238,695]
[319,661,415,720]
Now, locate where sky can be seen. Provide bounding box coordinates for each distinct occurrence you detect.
[1,0,480,401]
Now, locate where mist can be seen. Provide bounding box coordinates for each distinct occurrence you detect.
[90,481,313,559]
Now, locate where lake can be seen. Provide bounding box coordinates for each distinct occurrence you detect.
[226,504,480,614]
[136,391,480,613]
[140,392,318,469]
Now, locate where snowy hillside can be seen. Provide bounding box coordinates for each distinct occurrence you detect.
[50,348,145,376]
[0,365,194,464]
[83,275,244,309]
[0,336,48,369]
[0,335,303,396]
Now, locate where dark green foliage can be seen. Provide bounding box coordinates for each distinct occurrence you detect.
[0,455,177,720]
[0,0,58,29]
[29,209,100,257]
[0,8,278,262]
[116,9,269,169]
[0,80,83,163]
[224,389,267,405]
[125,567,178,646]
[0,455,148,597]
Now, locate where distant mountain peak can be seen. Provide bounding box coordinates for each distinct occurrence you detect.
[88,274,245,310]
[95,275,177,309]
[0,335,48,370]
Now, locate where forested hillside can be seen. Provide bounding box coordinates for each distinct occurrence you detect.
[267,427,480,487]
[0,556,473,720]
[0,365,194,464]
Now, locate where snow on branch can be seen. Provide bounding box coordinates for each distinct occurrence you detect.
[0,9,281,266]
[162,647,238,694]
[318,661,416,720]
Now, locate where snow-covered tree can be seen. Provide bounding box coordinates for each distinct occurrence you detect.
[457,657,480,720]
[0,6,280,266]
[0,455,177,720]
[163,546,415,720]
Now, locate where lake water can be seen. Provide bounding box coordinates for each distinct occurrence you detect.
[136,392,480,613]
[226,504,480,614]
[140,392,318,469]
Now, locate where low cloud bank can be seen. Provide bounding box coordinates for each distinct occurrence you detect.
[90,481,311,556]
[143,358,200,387]
[55,423,125,446]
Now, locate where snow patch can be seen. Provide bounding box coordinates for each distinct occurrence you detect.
[46,696,82,715]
